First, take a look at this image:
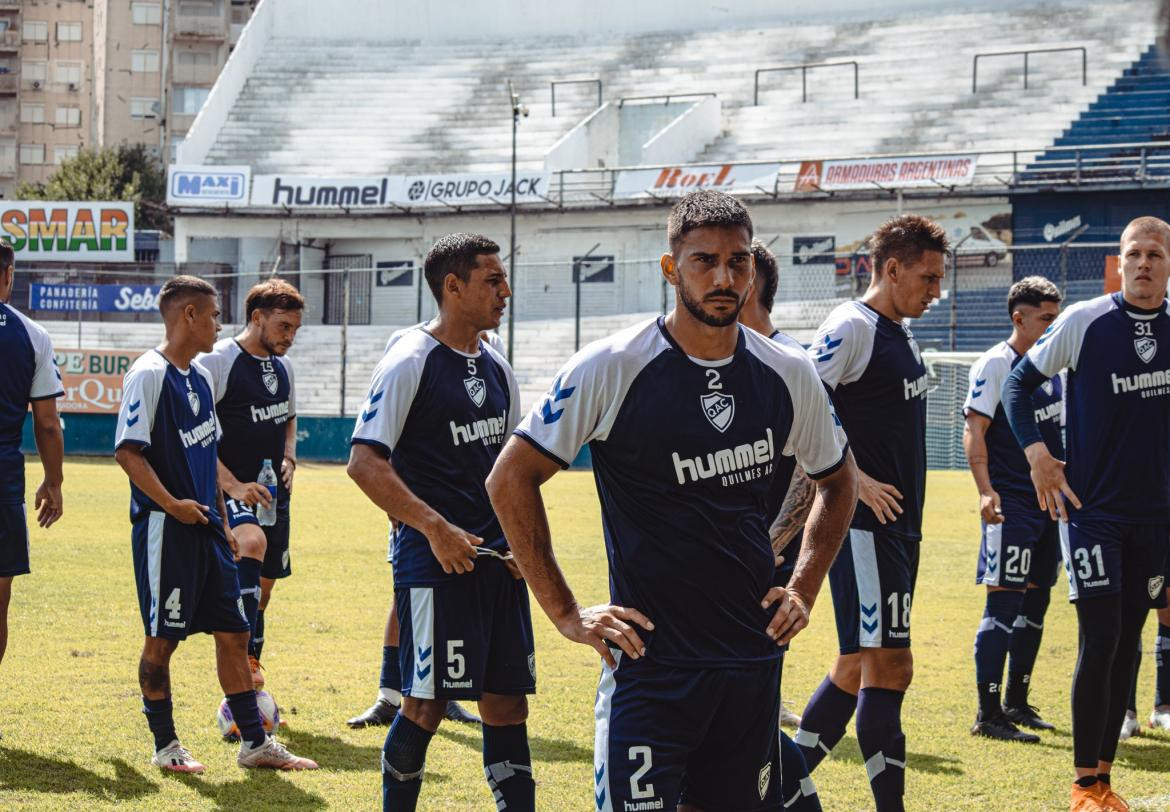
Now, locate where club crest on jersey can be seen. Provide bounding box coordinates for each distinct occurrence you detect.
[262,371,279,395]
[464,376,486,408]
[700,391,734,433]
[908,337,922,364]
[1135,337,1157,364]
[185,379,201,415]
[757,762,772,800]
[1150,575,1165,599]
[1041,380,1054,396]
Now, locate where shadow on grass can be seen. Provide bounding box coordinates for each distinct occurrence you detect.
[170,768,329,811]
[436,725,593,764]
[1115,736,1170,772]
[277,728,383,772]
[829,736,964,776]
[0,748,157,800]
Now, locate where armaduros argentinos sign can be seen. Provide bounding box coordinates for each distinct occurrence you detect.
[1,202,134,261]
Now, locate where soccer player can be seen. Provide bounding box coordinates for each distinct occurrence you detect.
[0,241,64,738]
[794,214,947,812]
[348,234,534,811]
[197,278,303,693]
[114,275,317,773]
[964,277,1064,743]
[1003,216,1170,812]
[488,190,858,811]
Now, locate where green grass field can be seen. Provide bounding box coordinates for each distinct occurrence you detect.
[2,460,1169,811]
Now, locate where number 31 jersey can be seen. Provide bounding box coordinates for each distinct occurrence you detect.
[515,317,848,667]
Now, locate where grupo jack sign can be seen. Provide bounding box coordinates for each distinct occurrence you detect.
[0,202,134,261]
[613,163,782,198]
[53,348,138,413]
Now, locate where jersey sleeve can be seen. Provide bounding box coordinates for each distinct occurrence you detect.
[115,360,163,450]
[195,345,233,403]
[350,349,424,457]
[1027,303,1092,377]
[781,356,850,479]
[808,311,868,389]
[193,362,223,441]
[514,350,617,469]
[27,321,62,400]
[962,353,1008,419]
[280,356,297,418]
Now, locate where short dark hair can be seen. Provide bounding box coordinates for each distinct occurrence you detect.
[869,214,949,275]
[1007,276,1062,316]
[750,239,779,311]
[158,274,217,315]
[1121,215,1170,249]
[0,240,13,272]
[423,233,500,302]
[667,190,753,254]
[245,277,305,320]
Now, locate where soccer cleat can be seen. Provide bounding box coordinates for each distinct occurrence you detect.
[152,740,206,774]
[1004,702,1056,731]
[444,700,481,724]
[1098,784,1130,812]
[248,656,265,690]
[1118,710,1141,741]
[237,736,318,770]
[779,699,802,729]
[1069,782,1106,812]
[1149,708,1170,730]
[970,713,1041,743]
[346,697,398,728]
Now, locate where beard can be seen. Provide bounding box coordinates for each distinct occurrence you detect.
[678,277,744,327]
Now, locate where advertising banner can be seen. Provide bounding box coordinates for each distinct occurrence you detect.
[167,165,251,207]
[30,283,161,313]
[0,202,133,261]
[250,175,404,208]
[613,163,782,198]
[794,155,977,191]
[400,172,548,206]
[53,348,140,413]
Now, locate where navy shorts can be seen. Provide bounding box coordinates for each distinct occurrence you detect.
[1059,520,1170,607]
[132,512,251,640]
[225,498,292,580]
[396,558,535,700]
[594,654,784,811]
[0,503,29,577]
[976,503,1061,589]
[830,528,920,653]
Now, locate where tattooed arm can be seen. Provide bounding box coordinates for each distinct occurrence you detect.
[769,467,815,556]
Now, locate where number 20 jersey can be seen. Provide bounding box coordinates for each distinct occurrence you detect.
[515,317,848,667]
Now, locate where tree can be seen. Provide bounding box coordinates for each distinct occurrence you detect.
[16,144,170,232]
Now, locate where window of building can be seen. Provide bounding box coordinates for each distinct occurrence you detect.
[22,21,48,42]
[54,61,82,86]
[178,0,219,16]
[130,97,158,119]
[22,61,46,83]
[170,135,185,162]
[131,2,163,24]
[56,22,82,42]
[20,103,44,124]
[131,50,159,73]
[53,145,78,165]
[19,143,44,164]
[55,105,81,126]
[176,50,214,67]
[172,86,209,114]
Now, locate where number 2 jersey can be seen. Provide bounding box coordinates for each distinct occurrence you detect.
[515,317,848,667]
[351,327,521,585]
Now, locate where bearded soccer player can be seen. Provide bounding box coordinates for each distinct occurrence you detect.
[964,277,1064,743]
[114,275,316,773]
[0,241,64,738]
[1004,217,1170,812]
[488,191,857,811]
[794,215,946,812]
[348,234,533,811]
[197,278,302,698]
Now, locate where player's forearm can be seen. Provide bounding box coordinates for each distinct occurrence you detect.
[215,468,231,534]
[1004,358,1048,449]
[769,468,814,553]
[347,447,442,531]
[786,454,857,608]
[114,447,178,512]
[284,417,297,463]
[962,425,995,495]
[31,406,64,486]
[216,457,243,491]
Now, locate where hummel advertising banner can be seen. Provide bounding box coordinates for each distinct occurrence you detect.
[613,163,783,198]
[0,202,133,261]
[794,155,977,192]
[167,165,251,208]
[247,172,549,208]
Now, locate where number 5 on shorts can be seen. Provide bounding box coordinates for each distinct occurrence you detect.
[447,639,465,680]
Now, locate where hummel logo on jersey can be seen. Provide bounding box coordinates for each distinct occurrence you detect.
[903,373,928,400]
[450,411,507,447]
[972,378,987,398]
[673,428,774,485]
[251,400,290,425]
[700,391,734,432]
[540,377,576,424]
[1034,402,1061,423]
[464,376,486,408]
[815,333,842,363]
[1111,368,1170,397]
[179,414,217,449]
[1135,337,1157,363]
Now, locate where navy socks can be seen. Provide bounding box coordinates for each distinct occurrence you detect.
[225,690,267,749]
[856,687,906,812]
[382,715,433,811]
[974,590,1021,717]
[237,557,262,659]
[1005,587,1050,709]
[483,722,535,811]
[380,645,402,703]
[143,696,177,751]
[795,675,858,771]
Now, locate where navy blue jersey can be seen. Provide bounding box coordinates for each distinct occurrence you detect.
[1027,292,1170,523]
[351,327,521,586]
[964,341,1063,504]
[115,351,224,531]
[516,318,847,667]
[0,302,61,504]
[197,338,296,504]
[810,301,928,540]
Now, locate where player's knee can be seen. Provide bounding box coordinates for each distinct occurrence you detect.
[865,649,913,690]
[830,653,862,690]
[213,630,251,655]
[141,636,178,661]
[402,697,446,732]
[478,693,528,726]
[236,524,267,560]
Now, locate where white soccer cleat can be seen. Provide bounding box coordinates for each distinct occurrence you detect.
[779,699,803,729]
[152,740,206,774]
[1149,708,1170,730]
[237,736,319,770]
[1119,710,1141,741]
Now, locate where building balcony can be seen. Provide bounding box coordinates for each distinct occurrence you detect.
[0,30,20,50]
[173,15,227,39]
[0,72,18,94]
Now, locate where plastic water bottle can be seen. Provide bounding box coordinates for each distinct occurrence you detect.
[256,459,278,527]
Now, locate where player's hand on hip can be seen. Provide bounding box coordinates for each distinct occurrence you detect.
[227,481,272,508]
[762,587,810,645]
[34,480,62,528]
[425,521,479,575]
[858,471,903,524]
[979,489,1004,524]
[1024,443,1081,521]
[170,499,210,525]
[558,604,654,669]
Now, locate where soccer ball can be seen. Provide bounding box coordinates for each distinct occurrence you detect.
[215,690,282,741]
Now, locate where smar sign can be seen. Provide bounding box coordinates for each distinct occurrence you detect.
[0,202,134,261]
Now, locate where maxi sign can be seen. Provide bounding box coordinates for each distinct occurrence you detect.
[0,202,133,261]
[53,348,139,413]
[30,283,161,313]
[167,165,251,207]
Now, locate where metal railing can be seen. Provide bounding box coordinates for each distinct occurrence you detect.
[972,46,1087,93]
[616,92,716,108]
[550,78,602,117]
[754,61,859,104]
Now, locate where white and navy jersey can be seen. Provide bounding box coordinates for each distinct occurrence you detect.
[0,302,62,504]
[810,300,928,540]
[114,351,223,530]
[353,327,521,585]
[386,324,506,357]
[964,341,1063,504]
[1027,292,1170,523]
[515,317,847,667]
[197,338,296,504]
[764,329,811,519]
